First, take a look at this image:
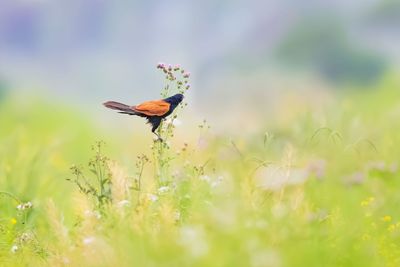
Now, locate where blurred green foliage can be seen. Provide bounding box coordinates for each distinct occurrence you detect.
[0,76,400,266]
[0,80,8,102]
[276,19,387,85]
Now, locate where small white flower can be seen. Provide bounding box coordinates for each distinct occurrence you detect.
[19,232,33,243]
[25,201,33,209]
[199,175,211,182]
[84,210,92,217]
[148,194,158,202]
[158,186,170,194]
[16,201,33,210]
[117,200,130,207]
[11,245,18,253]
[83,236,95,245]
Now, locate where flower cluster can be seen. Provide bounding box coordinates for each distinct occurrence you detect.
[157,62,191,93]
[17,201,33,211]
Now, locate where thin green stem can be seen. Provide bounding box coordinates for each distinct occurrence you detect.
[0,191,21,204]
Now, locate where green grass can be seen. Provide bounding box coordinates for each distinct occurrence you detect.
[1,76,400,266]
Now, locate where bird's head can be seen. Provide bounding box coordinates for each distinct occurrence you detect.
[164,93,184,105]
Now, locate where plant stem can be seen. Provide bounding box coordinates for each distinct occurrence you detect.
[0,191,21,204]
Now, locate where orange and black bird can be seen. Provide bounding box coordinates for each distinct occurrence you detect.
[103,94,184,140]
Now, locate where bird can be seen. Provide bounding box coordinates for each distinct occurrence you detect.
[103,93,184,141]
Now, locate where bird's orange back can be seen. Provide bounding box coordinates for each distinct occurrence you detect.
[133,100,170,116]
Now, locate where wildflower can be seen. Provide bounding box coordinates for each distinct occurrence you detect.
[10,218,17,225]
[19,232,33,243]
[183,72,191,78]
[83,236,95,245]
[168,73,176,81]
[173,64,181,71]
[185,84,191,90]
[158,186,170,194]
[199,175,211,182]
[148,194,158,202]
[16,201,33,210]
[84,210,92,217]
[10,245,18,253]
[157,62,165,69]
[382,215,392,222]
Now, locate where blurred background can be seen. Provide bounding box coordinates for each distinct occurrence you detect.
[2,2,400,266]
[0,0,399,126]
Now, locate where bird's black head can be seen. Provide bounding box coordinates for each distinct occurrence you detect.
[164,93,184,105]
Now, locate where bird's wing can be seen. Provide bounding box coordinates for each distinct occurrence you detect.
[133,100,171,116]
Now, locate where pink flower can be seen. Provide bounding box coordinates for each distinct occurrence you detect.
[183,72,191,78]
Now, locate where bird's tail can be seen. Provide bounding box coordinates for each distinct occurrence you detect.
[103,101,137,115]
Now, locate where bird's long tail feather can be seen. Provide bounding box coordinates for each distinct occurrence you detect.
[103,101,137,115]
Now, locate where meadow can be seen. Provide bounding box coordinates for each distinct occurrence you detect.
[1,69,400,267]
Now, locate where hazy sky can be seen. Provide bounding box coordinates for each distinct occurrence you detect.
[0,0,398,107]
